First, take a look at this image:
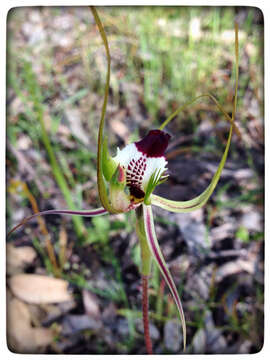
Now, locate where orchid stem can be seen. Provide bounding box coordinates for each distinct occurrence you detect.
[135,206,153,354]
[142,275,153,355]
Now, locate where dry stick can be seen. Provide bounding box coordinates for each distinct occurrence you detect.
[142,275,153,355]
[10,180,60,275]
[24,185,59,274]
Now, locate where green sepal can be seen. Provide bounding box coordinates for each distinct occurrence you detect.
[102,136,117,181]
[91,7,118,214]
[151,124,233,213]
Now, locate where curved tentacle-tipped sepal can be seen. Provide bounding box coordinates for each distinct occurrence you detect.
[158,92,241,139]
[142,204,186,351]
[150,124,233,213]
[7,207,108,237]
[90,7,118,214]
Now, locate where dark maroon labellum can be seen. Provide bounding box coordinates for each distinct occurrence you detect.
[135,130,171,157]
[129,184,145,199]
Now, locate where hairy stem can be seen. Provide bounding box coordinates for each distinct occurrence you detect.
[142,275,153,355]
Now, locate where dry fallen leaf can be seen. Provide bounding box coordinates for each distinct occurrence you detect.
[7,297,54,353]
[110,109,130,142]
[7,244,37,276]
[82,289,101,319]
[9,274,73,304]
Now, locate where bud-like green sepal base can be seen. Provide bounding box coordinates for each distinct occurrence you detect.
[102,136,118,181]
[109,164,131,212]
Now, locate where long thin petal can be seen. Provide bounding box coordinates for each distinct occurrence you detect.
[143,204,186,350]
[7,208,108,237]
[158,93,240,139]
[150,125,232,213]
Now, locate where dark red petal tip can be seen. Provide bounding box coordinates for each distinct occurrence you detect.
[135,130,171,157]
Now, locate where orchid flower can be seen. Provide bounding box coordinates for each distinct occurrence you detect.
[8,7,240,354]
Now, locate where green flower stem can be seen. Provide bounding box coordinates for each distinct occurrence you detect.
[135,206,152,276]
[135,206,153,354]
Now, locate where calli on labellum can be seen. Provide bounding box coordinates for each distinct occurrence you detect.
[8,6,240,354]
[105,129,171,212]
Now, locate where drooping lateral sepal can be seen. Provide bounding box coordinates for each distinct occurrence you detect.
[8,207,108,237]
[142,204,186,350]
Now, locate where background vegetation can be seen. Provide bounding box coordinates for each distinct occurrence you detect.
[6,6,263,354]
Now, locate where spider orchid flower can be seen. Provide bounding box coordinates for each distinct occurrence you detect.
[104,129,171,211]
[8,7,240,353]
